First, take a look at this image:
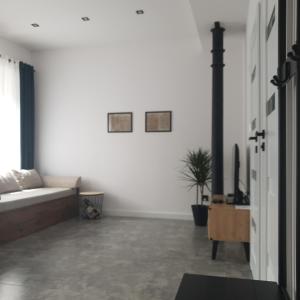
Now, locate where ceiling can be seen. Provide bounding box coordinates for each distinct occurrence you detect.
[189,0,250,35]
[0,0,249,51]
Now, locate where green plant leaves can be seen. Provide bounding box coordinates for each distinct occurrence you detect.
[181,148,212,205]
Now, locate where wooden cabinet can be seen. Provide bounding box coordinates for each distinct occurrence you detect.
[208,204,250,242]
[208,204,250,260]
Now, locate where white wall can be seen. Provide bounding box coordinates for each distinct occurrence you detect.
[223,33,247,192]
[34,33,246,219]
[0,37,32,64]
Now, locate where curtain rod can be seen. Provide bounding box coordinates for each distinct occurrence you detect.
[0,54,33,68]
[0,54,17,64]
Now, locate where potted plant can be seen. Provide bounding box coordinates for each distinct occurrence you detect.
[181,149,212,226]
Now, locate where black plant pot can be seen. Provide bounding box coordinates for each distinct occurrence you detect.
[191,205,208,226]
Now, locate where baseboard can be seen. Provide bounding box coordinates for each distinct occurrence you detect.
[103,209,193,221]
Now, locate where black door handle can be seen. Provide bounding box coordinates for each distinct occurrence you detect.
[287,44,300,62]
[249,136,258,142]
[256,130,265,139]
[249,130,265,142]
[271,75,289,87]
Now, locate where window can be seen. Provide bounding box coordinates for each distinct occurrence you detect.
[0,57,20,172]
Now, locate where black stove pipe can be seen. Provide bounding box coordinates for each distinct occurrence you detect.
[211,21,225,195]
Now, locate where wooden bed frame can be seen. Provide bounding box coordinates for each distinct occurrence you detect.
[0,195,78,244]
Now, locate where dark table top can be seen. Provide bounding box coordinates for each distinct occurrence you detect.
[175,274,285,300]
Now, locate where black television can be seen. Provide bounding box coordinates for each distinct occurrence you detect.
[234,144,240,200]
[233,144,246,205]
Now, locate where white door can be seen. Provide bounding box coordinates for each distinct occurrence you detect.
[248,0,281,283]
[265,0,279,282]
[249,5,261,280]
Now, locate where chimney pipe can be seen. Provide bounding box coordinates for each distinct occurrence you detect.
[211,21,225,195]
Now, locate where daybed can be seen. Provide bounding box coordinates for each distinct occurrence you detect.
[0,170,81,244]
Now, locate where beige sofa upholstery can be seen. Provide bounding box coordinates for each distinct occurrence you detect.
[0,172,81,244]
[0,187,75,213]
[0,175,81,213]
[42,176,81,189]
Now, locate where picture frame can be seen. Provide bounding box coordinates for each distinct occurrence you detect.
[107,112,133,133]
[145,111,172,132]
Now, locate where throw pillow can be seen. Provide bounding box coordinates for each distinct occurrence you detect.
[12,169,44,190]
[0,171,21,194]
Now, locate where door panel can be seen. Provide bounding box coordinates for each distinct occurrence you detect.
[249,0,279,282]
[249,5,261,280]
[265,0,279,282]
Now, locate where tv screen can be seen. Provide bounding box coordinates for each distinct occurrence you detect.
[233,144,249,205]
[234,144,240,201]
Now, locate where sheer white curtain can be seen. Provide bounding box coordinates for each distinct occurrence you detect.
[0,57,20,172]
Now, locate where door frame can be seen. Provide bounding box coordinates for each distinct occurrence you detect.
[296,0,300,298]
[278,0,287,289]
[277,0,299,299]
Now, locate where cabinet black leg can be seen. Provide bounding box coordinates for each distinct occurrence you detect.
[212,241,219,260]
[243,242,250,262]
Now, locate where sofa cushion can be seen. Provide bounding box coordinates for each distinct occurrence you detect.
[0,171,21,194]
[12,169,44,189]
[42,176,81,189]
[0,187,75,213]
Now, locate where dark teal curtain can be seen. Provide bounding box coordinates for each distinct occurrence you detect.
[20,62,35,169]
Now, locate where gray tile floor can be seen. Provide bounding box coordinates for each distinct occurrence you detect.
[0,217,251,300]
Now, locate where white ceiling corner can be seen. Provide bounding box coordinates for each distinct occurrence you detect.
[189,0,249,36]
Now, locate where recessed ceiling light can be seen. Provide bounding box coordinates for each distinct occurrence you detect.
[136,10,144,15]
[81,17,90,21]
[31,23,40,27]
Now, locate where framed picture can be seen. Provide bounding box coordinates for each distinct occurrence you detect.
[107,112,133,133]
[145,111,172,132]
